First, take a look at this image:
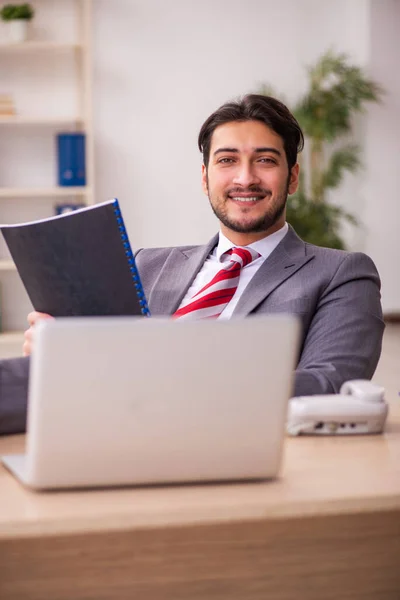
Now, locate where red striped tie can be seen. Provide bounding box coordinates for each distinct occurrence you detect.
[173,247,260,320]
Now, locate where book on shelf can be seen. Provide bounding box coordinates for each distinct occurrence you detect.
[0,199,150,318]
[57,132,86,187]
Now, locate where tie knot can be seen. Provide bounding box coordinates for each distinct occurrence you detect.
[224,246,260,268]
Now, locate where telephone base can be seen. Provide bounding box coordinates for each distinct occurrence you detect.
[287,418,386,436]
[287,381,388,436]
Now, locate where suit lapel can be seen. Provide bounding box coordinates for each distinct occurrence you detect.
[233,226,315,316]
[149,234,219,315]
[149,227,315,316]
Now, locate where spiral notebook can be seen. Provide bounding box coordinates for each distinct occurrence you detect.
[0,199,150,318]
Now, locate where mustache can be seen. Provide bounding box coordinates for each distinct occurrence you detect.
[225,187,271,196]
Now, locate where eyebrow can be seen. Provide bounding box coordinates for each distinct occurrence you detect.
[213,147,282,157]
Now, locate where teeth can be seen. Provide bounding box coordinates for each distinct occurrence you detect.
[231,197,260,202]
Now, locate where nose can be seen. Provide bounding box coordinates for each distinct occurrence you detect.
[232,162,260,188]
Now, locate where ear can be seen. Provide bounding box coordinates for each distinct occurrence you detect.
[201,164,209,195]
[288,163,300,195]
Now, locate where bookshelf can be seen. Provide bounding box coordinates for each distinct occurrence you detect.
[0,0,94,348]
[0,186,91,198]
[0,330,25,359]
[0,116,85,125]
[0,41,83,53]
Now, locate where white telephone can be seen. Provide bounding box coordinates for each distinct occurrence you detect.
[287,380,388,436]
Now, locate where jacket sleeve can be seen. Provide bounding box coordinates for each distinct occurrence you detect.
[0,356,30,435]
[292,252,385,396]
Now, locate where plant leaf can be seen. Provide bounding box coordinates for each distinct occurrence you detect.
[322,145,361,190]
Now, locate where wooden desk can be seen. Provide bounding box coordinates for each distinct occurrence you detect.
[1,404,400,600]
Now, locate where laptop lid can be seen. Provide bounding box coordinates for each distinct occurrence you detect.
[13,315,300,489]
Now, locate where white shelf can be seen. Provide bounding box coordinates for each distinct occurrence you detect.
[0,187,91,198]
[0,0,94,333]
[0,331,24,343]
[0,331,25,358]
[0,260,16,271]
[0,42,83,53]
[0,115,85,126]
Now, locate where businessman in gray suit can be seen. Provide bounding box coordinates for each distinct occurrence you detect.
[0,94,384,435]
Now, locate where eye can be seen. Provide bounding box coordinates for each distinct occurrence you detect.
[217,157,235,164]
[258,157,277,164]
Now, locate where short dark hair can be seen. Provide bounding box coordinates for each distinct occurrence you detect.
[198,94,304,171]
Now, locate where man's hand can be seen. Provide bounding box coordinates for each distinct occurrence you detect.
[23,311,54,356]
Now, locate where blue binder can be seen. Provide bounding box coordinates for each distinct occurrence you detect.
[56,133,86,187]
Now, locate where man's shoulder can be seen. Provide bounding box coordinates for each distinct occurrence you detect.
[285,226,378,272]
[306,241,376,266]
[304,241,353,263]
[295,240,380,286]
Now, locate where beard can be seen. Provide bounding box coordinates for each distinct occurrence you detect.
[207,176,290,235]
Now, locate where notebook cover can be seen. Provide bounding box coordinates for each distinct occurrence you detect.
[0,199,149,318]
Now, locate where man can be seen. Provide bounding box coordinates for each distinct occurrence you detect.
[0,94,384,435]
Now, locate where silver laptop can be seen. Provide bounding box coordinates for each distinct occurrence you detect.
[2,315,299,490]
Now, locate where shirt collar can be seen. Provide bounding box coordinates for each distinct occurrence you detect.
[215,222,289,261]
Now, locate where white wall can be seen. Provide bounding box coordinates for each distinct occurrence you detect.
[362,0,400,314]
[93,0,400,314]
[93,0,308,248]
[92,0,370,246]
[1,0,398,331]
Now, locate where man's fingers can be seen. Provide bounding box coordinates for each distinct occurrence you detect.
[22,339,31,357]
[27,311,53,327]
[23,327,33,356]
[27,311,39,327]
[24,312,53,356]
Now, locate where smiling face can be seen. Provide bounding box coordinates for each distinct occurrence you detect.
[202,120,299,245]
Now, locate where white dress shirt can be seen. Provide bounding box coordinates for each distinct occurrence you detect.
[178,223,289,319]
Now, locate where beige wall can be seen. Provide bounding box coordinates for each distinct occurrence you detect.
[1,0,398,331]
[92,0,399,313]
[362,0,400,313]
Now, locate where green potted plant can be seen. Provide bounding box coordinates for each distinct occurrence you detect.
[0,3,34,43]
[261,50,383,249]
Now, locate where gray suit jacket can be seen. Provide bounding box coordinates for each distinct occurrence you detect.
[0,227,384,435]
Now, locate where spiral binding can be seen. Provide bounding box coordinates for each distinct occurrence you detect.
[112,199,151,317]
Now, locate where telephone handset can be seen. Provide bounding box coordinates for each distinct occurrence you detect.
[287,379,388,436]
